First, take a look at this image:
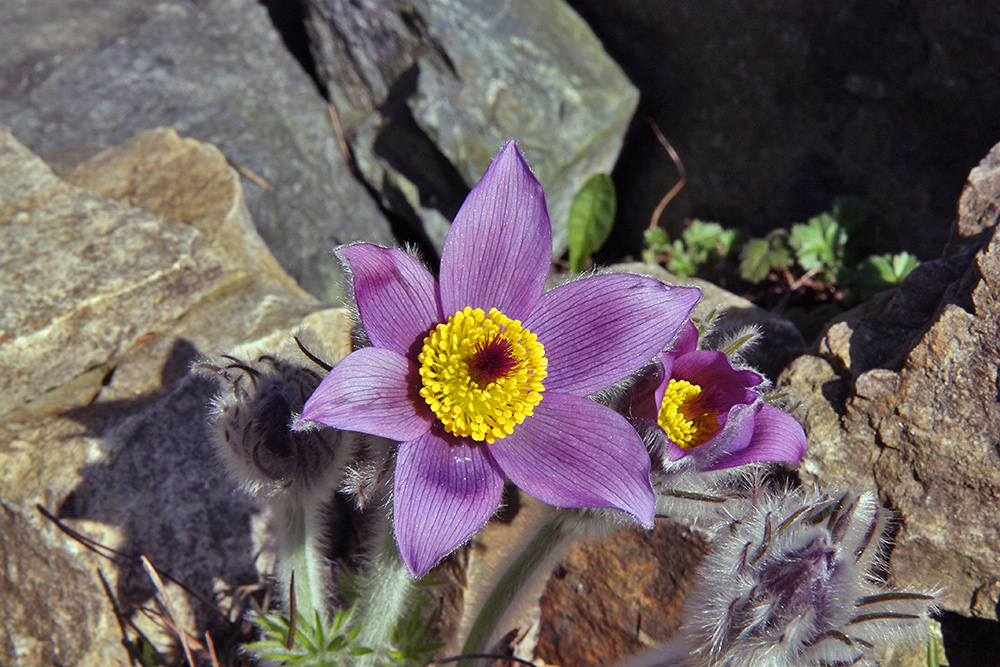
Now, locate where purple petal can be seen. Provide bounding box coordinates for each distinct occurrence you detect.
[439,141,551,321]
[393,430,505,577]
[526,274,700,396]
[671,350,762,413]
[487,393,655,527]
[664,401,757,465]
[705,404,808,470]
[626,356,669,420]
[673,319,700,355]
[337,244,444,359]
[295,348,434,441]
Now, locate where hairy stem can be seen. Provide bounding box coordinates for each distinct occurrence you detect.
[274,495,330,623]
[354,504,419,665]
[458,502,573,666]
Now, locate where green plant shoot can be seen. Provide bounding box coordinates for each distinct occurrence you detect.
[567,173,616,272]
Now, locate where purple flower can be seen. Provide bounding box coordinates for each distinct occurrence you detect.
[294,141,701,576]
[634,320,807,472]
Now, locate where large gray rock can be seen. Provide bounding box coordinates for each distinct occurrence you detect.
[0,0,394,301]
[0,127,353,667]
[305,0,639,255]
[778,141,1000,619]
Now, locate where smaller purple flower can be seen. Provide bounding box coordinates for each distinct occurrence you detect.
[633,320,807,471]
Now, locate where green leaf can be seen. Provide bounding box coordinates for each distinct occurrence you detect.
[890,251,920,281]
[789,212,847,277]
[852,251,920,299]
[567,173,616,272]
[681,219,726,252]
[739,231,792,283]
[643,226,669,250]
[666,240,699,277]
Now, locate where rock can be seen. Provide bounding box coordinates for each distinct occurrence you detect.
[0,0,395,301]
[778,142,1000,621]
[304,0,639,256]
[534,522,707,667]
[0,126,224,414]
[0,126,353,667]
[567,0,1000,265]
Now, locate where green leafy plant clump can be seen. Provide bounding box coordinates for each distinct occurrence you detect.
[644,197,920,300]
[643,219,740,278]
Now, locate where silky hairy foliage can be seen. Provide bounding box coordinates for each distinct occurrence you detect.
[628,487,937,667]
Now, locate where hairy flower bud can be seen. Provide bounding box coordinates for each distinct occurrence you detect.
[197,345,352,501]
[631,487,937,667]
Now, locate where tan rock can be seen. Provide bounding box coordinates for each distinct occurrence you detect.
[0,125,352,667]
[780,141,1000,618]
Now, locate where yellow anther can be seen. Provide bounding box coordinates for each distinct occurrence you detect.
[418,307,547,443]
[657,379,720,449]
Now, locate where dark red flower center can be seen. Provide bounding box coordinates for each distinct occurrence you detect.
[469,335,519,385]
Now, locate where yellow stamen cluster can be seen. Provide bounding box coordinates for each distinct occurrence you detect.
[657,379,720,449]
[418,306,547,443]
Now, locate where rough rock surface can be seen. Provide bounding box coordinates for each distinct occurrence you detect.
[534,522,707,667]
[305,0,639,255]
[778,141,1000,622]
[0,0,394,301]
[0,126,351,667]
[568,0,1000,265]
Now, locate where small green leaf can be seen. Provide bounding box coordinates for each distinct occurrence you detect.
[643,226,669,249]
[853,251,920,299]
[682,219,726,252]
[739,231,792,283]
[666,239,699,277]
[789,212,847,278]
[567,173,616,272]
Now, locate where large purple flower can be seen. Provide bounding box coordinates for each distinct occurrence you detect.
[633,320,807,472]
[295,141,700,576]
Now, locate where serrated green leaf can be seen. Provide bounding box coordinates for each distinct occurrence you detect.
[739,236,792,283]
[567,173,616,272]
[666,247,699,277]
[789,212,847,276]
[852,251,920,300]
[739,238,773,283]
[643,226,669,249]
[682,219,725,251]
[890,251,920,280]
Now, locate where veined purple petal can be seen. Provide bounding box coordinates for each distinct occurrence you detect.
[671,350,762,413]
[526,274,700,396]
[337,244,444,359]
[295,348,434,441]
[673,319,700,355]
[394,430,505,577]
[705,404,808,470]
[439,141,551,322]
[488,393,655,527]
